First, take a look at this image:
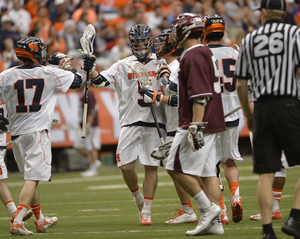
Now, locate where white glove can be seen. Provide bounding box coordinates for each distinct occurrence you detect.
[141,89,163,107]
[187,122,208,151]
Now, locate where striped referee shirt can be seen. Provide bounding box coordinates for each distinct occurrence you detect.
[235,19,300,101]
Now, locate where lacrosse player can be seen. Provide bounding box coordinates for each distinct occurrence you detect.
[143,28,197,225]
[0,37,83,235]
[164,13,226,236]
[82,24,168,226]
[74,83,102,177]
[202,14,244,225]
[0,101,34,221]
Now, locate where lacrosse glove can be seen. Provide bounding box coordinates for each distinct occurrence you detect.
[48,52,73,70]
[81,55,96,74]
[0,115,9,132]
[161,76,178,95]
[142,89,163,107]
[187,122,208,151]
[156,63,171,80]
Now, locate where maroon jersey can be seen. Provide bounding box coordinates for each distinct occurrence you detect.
[80,90,99,127]
[178,44,225,133]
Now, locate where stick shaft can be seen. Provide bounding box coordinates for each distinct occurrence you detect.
[224,105,241,118]
[149,104,165,144]
[81,69,90,138]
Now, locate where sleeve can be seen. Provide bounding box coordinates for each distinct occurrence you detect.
[49,67,75,93]
[187,50,214,100]
[99,61,119,92]
[234,37,250,79]
[294,28,300,68]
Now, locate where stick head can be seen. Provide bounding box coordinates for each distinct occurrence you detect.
[132,62,151,89]
[79,24,96,56]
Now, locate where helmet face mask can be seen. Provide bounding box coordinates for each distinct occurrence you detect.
[128,24,153,61]
[15,37,47,65]
[154,28,177,59]
[172,13,204,46]
[203,14,225,43]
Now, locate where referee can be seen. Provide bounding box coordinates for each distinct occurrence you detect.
[235,0,300,238]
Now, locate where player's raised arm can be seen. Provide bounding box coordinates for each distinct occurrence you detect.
[48,52,83,89]
[81,55,110,88]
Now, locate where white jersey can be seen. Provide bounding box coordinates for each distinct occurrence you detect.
[208,45,243,123]
[0,64,74,136]
[101,54,166,127]
[164,58,179,134]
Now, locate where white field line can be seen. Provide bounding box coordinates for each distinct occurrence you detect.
[0,226,285,237]
[87,176,258,190]
[7,166,255,187]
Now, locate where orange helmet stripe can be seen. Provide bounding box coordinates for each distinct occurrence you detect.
[15,48,40,65]
[203,23,225,43]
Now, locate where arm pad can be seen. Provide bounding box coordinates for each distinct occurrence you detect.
[168,94,178,107]
[193,96,211,107]
[68,69,83,89]
[168,81,178,93]
[91,73,110,88]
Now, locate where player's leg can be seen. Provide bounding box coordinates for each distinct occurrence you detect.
[165,179,197,224]
[221,159,243,223]
[250,173,285,221]
[139,165,158,225]
[0,149,17,217]
[167,170,221,236]
[119,160,144,210]
[11,180,37,235]
[220,127,244,223]
[165,130,222,235]
[30,187,57,233]
[216,162,229,225]
[0,178,17,217]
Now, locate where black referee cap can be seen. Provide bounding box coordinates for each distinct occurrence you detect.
[255,0,286,11]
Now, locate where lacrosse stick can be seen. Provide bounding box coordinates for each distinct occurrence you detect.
[5,119,59,147]
[78,24,96,138]
[132,62,165,145]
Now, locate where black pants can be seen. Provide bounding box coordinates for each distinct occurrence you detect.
[253,96,300,174]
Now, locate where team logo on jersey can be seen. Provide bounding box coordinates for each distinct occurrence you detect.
[128,71,156,80]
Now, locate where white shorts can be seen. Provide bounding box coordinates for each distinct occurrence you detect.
[0,149,7,180]
[73,126,101,151]
[165,128,221,177]
[12,130,52,182]
[218,127,243,163]
[116,126,165,167]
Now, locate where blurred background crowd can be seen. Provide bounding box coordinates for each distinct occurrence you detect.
[0,0,299,71]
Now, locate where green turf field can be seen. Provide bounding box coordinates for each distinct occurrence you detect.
[0,154,298,238]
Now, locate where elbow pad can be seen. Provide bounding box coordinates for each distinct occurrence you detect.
[91,73,110,88]
[194,96,211,107]
[168,81,178,93]
[68,69,83,89]
[168,94,178,107]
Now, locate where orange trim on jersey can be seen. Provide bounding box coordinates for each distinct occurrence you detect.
[45,69,63,91]
[40,130,51,166]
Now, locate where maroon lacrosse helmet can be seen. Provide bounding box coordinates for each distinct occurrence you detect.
[172,13,204,46]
